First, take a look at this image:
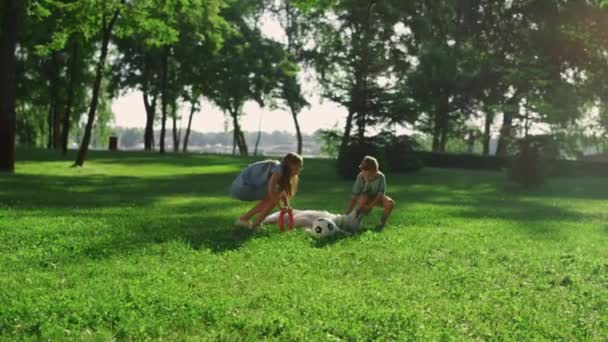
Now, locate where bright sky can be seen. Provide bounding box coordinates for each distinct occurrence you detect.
[111,14,349,134]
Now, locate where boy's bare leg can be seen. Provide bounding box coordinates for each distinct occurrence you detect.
[376,195,395,230]
[355,195,372,217]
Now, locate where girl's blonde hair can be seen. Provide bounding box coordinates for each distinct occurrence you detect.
[279,152,303,196]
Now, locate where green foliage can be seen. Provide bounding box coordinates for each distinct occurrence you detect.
[12,0,608,164]
[309,0,416,142]
[15,8,95,149]
[318,128,341,158]
[2,150,608,339]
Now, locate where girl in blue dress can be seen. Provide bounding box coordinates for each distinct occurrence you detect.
[230,152,303,229]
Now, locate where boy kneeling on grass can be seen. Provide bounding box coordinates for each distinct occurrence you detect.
[345,156,395,231]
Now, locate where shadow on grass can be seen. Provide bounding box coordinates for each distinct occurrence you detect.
[81,210,260,256]
[0,172,235,209]
[16,147,285,168]
[0,153,337,263]
[304,169,606,240]
[0,166,264,261]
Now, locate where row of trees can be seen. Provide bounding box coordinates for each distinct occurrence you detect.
[1,0,608,172]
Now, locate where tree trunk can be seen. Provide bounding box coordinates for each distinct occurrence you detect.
[437,95,451,153]
[47,102,54,149]
[232,124,237,155]
[496,113,514,157]
[289,105,303,155]
[496,95,519,157]
[253,111,263,156]
[42,52,65,150]
[339,108,356,156]
[62,37,80,156]
[159,46,170,154]
[466,130,476,153]
[74,10,120,167]
[45,52,60,149]
[230,109,248,156]
[431,112,441,152]
[238,130,248,156]
[482,110,494,155]
[253,130,262,156]
[356,111,366,143]
[51,52,63,149]
[171,101,180,152]
[142,91,156,151]
[182,102,196,153]
[353,75,367,144]
[142,53,157,151]
[0,0,21,173]
[439,124,448,153]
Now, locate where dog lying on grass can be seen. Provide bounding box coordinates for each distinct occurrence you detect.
[263,209,362,233]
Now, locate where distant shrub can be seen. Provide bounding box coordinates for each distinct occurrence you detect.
[508,136,546,188]
[411,151,507,170]
[337,137,387,180]
[336,132,421,180]
[374,132,423,173]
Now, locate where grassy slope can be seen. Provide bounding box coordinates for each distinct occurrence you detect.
[1,149,607,340]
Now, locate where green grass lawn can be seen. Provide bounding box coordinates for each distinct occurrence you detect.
[1,149,607,340]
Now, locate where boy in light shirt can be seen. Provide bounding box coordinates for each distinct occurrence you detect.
[345,156,395,230]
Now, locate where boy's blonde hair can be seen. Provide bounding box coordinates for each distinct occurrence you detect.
[359,155,379,171]
[279,152,304,196]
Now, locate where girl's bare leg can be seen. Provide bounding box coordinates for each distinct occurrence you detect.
[241,195,272,221]
[251,199,278,228]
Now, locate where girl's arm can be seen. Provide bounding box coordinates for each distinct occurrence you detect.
[280,191,290,208]
[267,172,281,205]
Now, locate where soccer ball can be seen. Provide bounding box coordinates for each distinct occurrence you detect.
[307,217,339,239]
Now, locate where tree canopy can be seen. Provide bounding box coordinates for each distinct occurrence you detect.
[2,0,608,171]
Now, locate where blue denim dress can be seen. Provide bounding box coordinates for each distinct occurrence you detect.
[230,160,283,201]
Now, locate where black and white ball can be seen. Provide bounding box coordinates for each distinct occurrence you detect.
[307,217,339,239]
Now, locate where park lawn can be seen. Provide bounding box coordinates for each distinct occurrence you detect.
[1,149,607,340]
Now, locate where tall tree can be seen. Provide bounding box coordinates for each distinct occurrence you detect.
[111,38,163,151]
[0,0,23,173]
[171,99,181,152]
[182,90,200,153]
[74,0,125,166]
[159,45,171,154]
[16,2,93,152]
[268,0,314,155]
[308,0,413,155]
[61,35,83,155]
[207,2,289,156]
